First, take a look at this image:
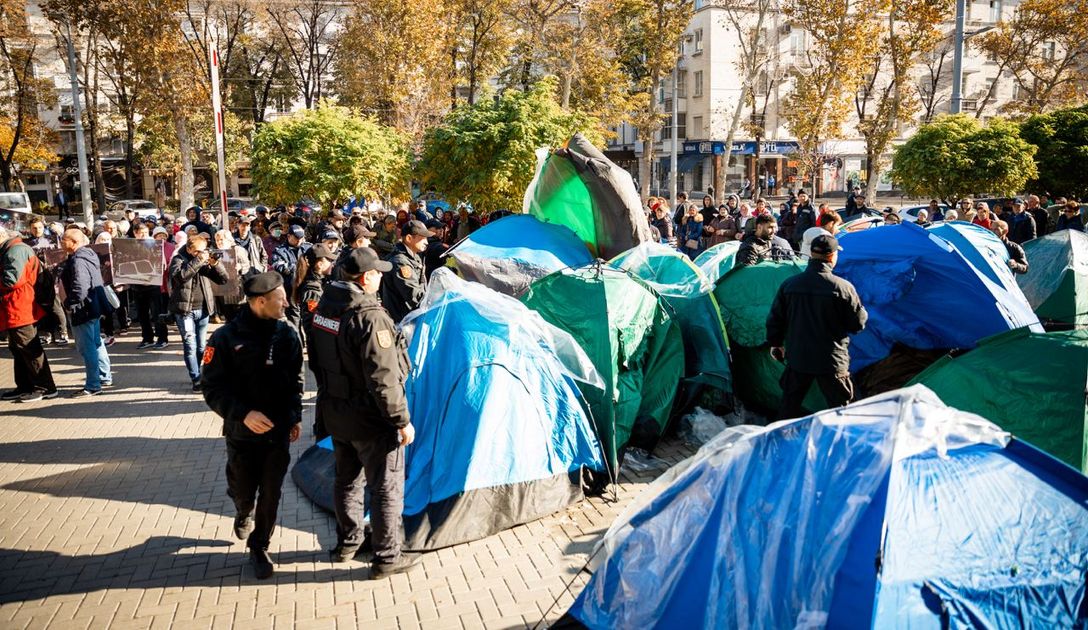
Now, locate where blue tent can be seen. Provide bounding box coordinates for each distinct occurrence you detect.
[445,214,593,296]
[563,386,1088,629]
[926,220,1016,286]
[292,270,605,550]
[836,222,1041,371]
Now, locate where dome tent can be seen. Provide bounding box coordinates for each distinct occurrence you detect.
[444,214,593,296]
[693,241,741,285]
[910,327,1088,473]
[610,242,731,397]
[836,222,1041,372]
[291,269,606,550]
[521,262,684,475]
[560,386,1088,629]
[1017,229,1088,329]
[523,133,652,259]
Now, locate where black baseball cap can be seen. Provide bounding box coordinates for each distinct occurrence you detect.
[810,234,842,256]
[425,219,444,230]
[341,247,392,275]
[311,243,337,262]
[348,224,376,241]
[401,220,434,238]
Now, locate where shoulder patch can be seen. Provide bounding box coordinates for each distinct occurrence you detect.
[399,265,413,279]
[376,329,393,349]
[306,299,318,313]
[201,346,215,365]
[313,313,341,335]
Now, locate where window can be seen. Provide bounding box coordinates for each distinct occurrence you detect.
[658,79,666,104]
[960,74,969,96]
[693,70,704,97]
[790,29,807,56]
[693,29,704,54]
[692,115,703,138]
[692,162,704,191]
[989,0,1002,22]
[660,113,687,140]
[755,70,769,97]
[1042,41,1056,60]
[676,71,687,98]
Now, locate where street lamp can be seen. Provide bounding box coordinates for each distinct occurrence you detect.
[750,113,765,199]
[950,1,995,115]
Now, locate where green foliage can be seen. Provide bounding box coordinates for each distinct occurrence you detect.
[1020,104,1088,199]
[250,102,411,207]
[416,79,597,213]
[890,114,1038,201]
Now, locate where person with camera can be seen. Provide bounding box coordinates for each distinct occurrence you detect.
[168,233,228,392]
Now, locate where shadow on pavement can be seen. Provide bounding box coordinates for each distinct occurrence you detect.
[0,536,361,604]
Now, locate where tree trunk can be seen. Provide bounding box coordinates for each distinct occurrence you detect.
[173,110,195,210]
[124,114,135,199]
[0,160,11,192]
[717,87,748,203]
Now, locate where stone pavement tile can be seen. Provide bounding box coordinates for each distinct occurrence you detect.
[0,334,697,629]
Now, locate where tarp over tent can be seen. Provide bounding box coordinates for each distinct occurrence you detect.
[836,222,1041,372]
[1018,229,1088,328]
[521,262,684,474]
[444,214,593,296]
[523,133,652,259]
[291,269,606,550]
[610,242,731,394]
[909,327,1088,473]
[562,386,1088,629]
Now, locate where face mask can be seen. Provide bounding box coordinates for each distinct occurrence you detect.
[271,228,283,238]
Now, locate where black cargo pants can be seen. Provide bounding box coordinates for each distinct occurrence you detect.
[777,367,854,421]
[332,436,404,564]
[225,439,291,550]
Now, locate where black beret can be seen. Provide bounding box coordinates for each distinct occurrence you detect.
[243,271,283,297]
[341,247,392,275]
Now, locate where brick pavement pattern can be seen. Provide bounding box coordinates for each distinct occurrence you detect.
[0,330,694,629]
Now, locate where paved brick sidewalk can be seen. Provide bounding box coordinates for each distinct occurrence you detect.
[0,331,693,629]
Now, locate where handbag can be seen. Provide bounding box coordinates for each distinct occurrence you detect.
[685,239,699,250]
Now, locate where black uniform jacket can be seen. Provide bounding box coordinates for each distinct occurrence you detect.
[201,305,304,443]
[380,243,426,324]
[766,259,868,375]
[310,281,410,441]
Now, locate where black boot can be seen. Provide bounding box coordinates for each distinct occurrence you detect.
[250,548,274,580]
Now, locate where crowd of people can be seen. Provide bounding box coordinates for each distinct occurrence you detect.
[643,188,1084,274]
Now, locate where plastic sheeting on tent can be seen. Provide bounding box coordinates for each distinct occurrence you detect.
[1018,229,1088,328]
[927,220,1016,286]
[610,242,731,394]
[910,327,1088,473]
[561,386,1088,629]
[693,241,741,285]
[444,214,593,296]
[521,262,684,475]
[291,269,606,550]
[523,133,652,259]
[836,222,1041,372]
[711,259,806,415]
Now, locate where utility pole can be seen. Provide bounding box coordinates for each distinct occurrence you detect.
[209,46,229,229]
[950,0,966,114]
[670,66,679,205]
[64,19,93,225]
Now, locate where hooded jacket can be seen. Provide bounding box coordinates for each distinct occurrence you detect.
[0,236,45,331]
[60,246,108,326]
[309,281,410,440]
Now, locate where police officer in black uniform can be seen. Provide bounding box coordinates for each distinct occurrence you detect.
[380,220,432,324]
[201,271,304,580]
[309,248,420,579]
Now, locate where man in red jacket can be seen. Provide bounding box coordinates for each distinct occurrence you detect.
[0,226,57,402]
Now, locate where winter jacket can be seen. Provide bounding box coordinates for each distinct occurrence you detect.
[168,248,228,315]
[270,242,309,303]
[1030,207,1049,236]
[794,203,817,239]
[766,259,868,375]
[1008,211,1037,244]
[0,236,45,331]
[60,246,109,327]
[202,304,303,444]
[705,214,739,246]
[734,233,797,269]
[1002,238,1029,275]
[309,281,411,441]
[650,216,674,241]
[677,214,704,248]
[234,230,268,273]
[1056,213,1085,232]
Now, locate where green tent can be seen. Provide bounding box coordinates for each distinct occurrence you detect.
[909,328,1088,473]
[694,241,741,285]
[610,242,731,394]
[1018,230,1088,329]
[523,133,652,259]
[712,259,809,416]
[521,263,685,474]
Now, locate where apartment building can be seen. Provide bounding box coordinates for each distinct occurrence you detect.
[607,0,1024,197]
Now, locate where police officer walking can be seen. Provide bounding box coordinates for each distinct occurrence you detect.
[201,271,304,580]
[380,220,432,324]
[766,234,867,420]
[309,248,419,579]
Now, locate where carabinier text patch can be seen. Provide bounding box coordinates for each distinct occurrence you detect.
[313,313,341,335]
